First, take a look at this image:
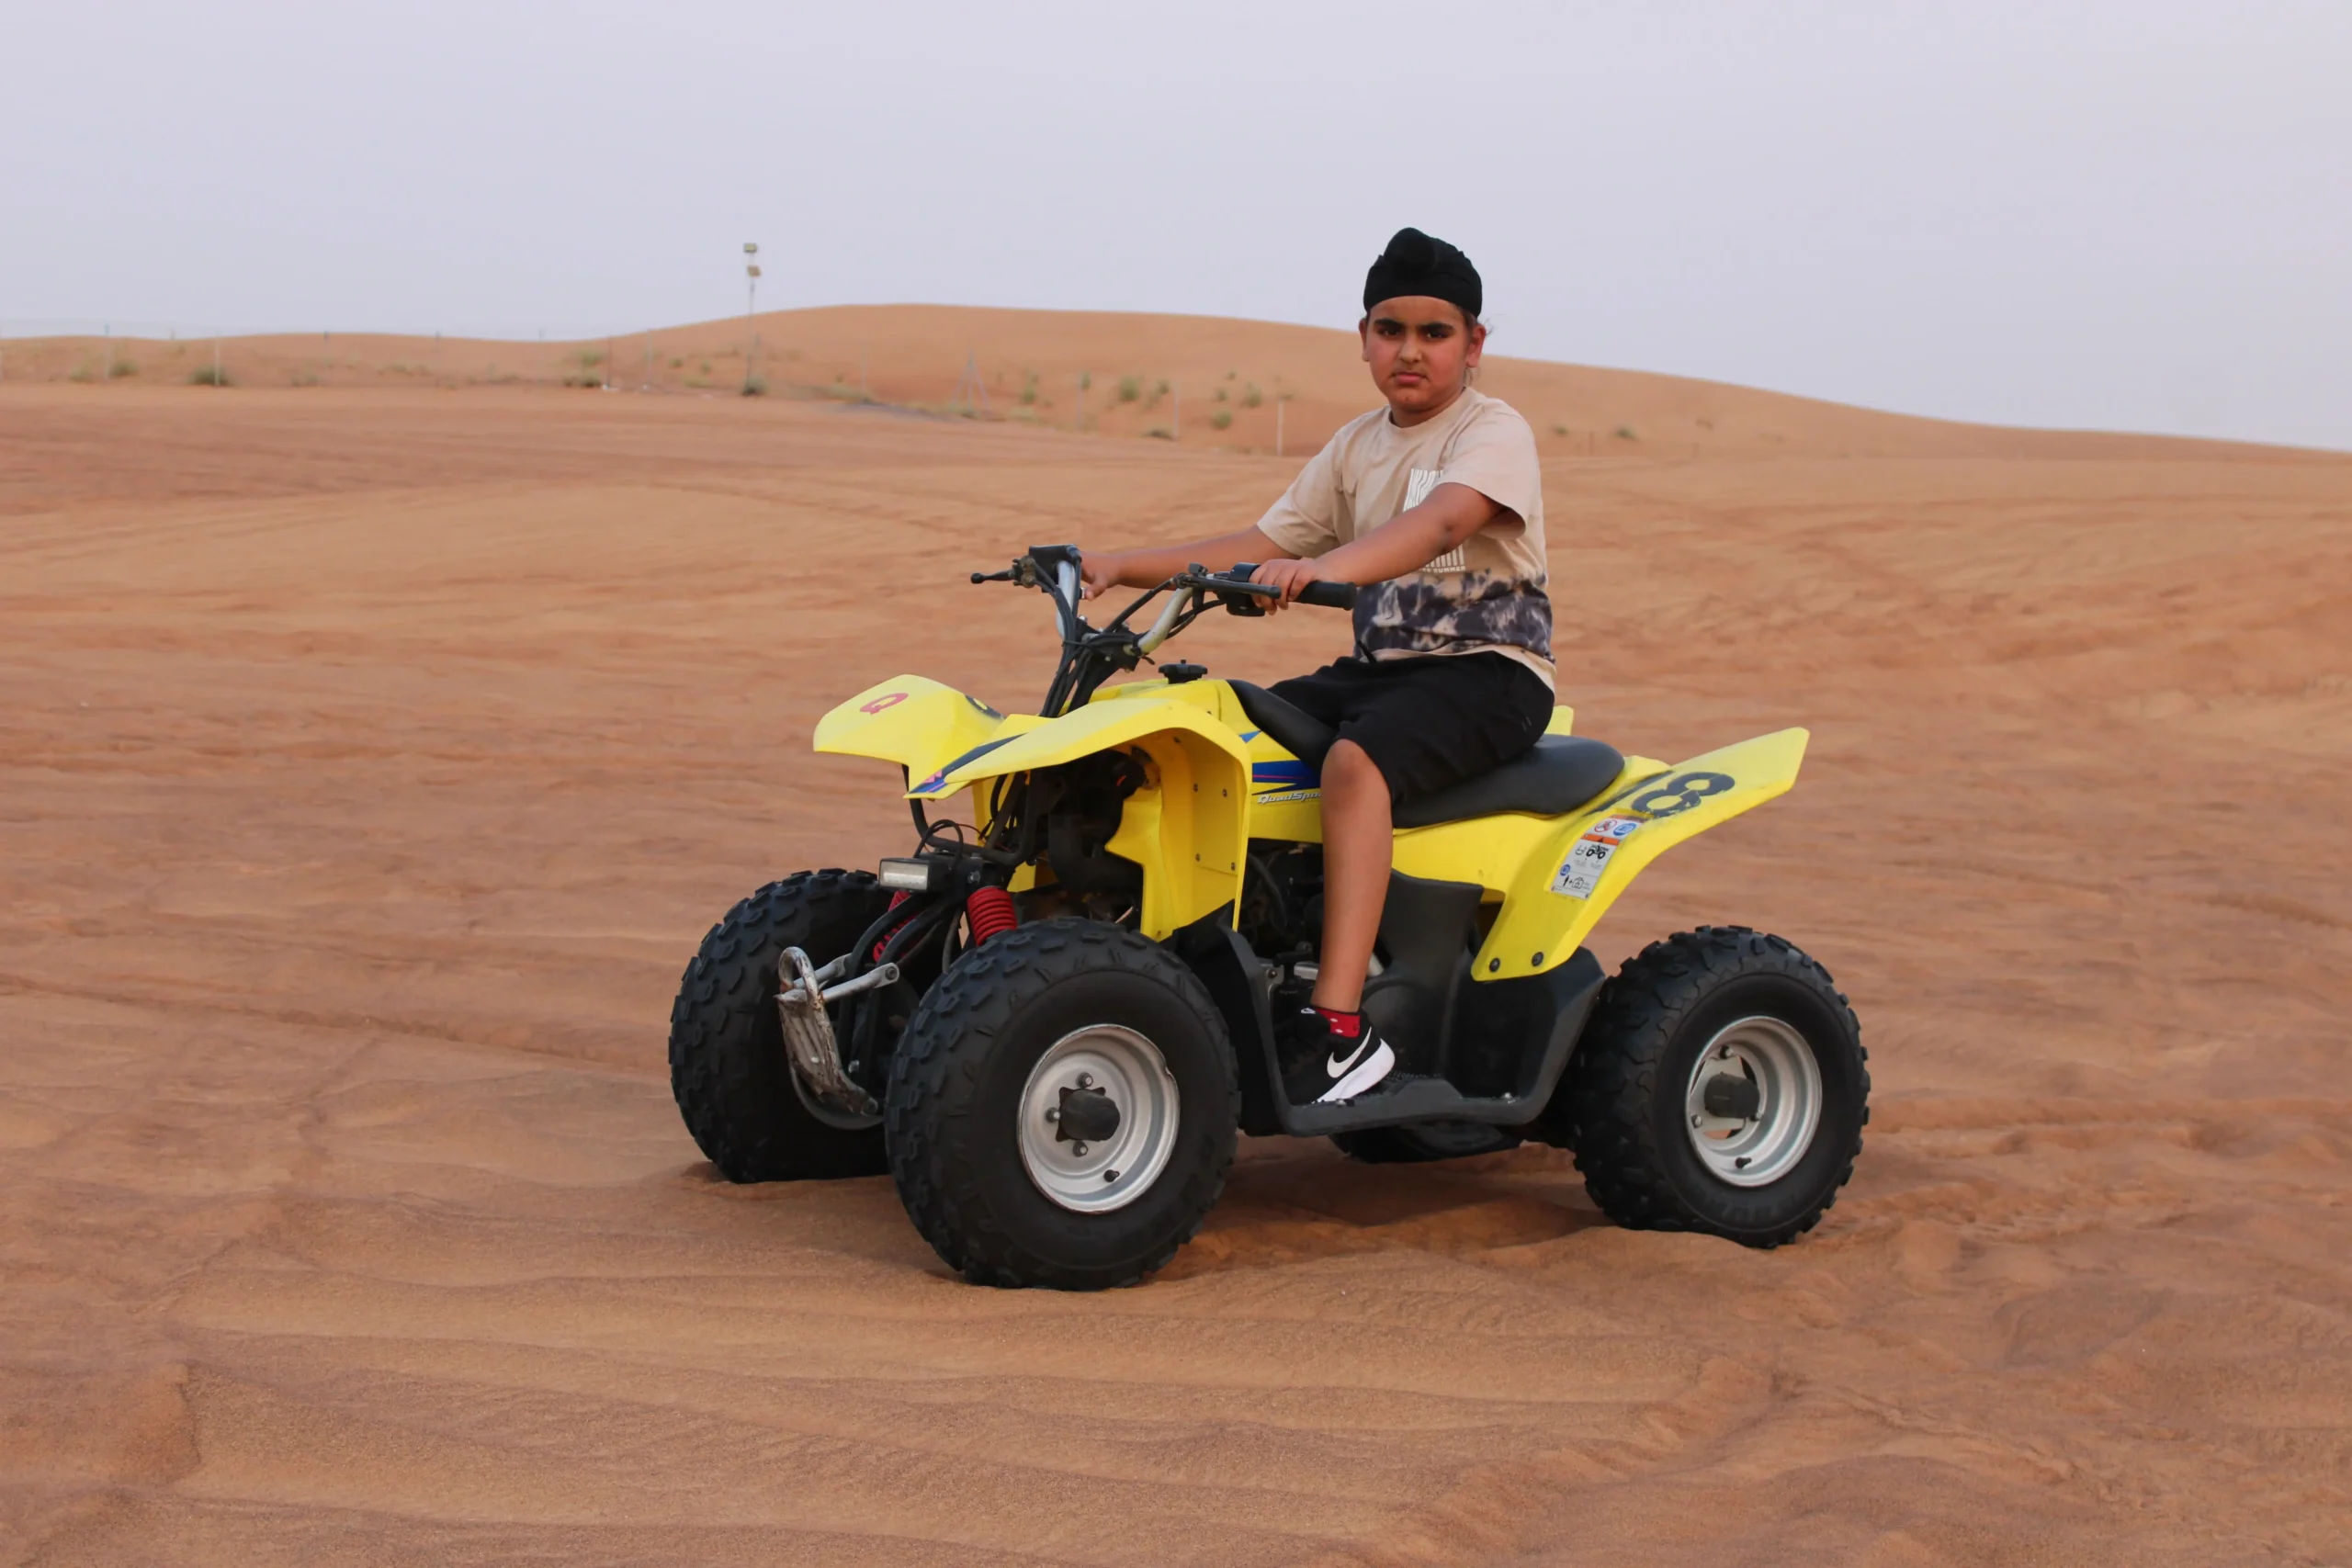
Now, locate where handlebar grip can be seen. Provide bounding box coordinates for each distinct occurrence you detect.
[1296,581,1358,610]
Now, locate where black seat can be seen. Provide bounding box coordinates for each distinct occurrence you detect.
[1392,736,1625,828]
[1230,681,1337,769]
[1230,681,1624,829]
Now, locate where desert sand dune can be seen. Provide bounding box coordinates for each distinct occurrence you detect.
[1,327,2348,1566]
[6,305,2323,464]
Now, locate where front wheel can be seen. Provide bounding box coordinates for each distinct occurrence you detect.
[669,870,898,1182]
[886,919,1238,1290]
[1542,927,1867,1247]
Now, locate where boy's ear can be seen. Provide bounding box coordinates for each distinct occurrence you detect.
[1358,315,1373,362]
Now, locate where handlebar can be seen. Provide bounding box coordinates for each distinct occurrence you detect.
[973,549,1357,613]
[1203,562,1358,611]
[971,547,1358,680]
[1264,572,1360,611]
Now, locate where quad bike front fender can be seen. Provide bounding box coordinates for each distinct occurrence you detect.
[1478,728,1811,979]
[922,695,1253,941]
[813,675,1016,789]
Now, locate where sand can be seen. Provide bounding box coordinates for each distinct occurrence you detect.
[2,328,2348,1565]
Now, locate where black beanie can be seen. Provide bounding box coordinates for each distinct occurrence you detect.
[1362,227,1482,321]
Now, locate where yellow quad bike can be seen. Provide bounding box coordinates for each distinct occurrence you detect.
[670,545,1867,1289]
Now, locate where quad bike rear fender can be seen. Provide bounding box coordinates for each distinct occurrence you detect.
[919,692,1252,941]
[1476,727,1810,979]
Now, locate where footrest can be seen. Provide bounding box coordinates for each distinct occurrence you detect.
[1276,1074,1539,1136]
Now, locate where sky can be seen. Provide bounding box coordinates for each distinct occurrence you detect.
[6,0,2348,448]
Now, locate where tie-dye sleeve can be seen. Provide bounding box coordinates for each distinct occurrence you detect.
[1253,437,1344,558]
[1437,405,1543,539]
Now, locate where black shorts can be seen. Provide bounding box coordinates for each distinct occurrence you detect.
[1269,653,1554,807]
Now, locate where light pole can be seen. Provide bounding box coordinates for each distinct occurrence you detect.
[742,242,762,394]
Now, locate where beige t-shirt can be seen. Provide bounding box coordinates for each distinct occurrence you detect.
[1254,387,1553,686]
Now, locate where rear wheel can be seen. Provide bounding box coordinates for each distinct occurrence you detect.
[669,870,897,1182]
[886,919,1238,1290]
[1544,927,1866,1247]
[1330,1122,1522,1164]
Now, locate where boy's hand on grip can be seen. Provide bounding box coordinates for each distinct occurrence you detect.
[1079,552,1124,601]
[1249,556,1329,613]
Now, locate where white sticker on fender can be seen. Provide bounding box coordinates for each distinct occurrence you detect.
[1551,816,1645,899]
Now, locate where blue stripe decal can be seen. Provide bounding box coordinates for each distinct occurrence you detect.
[1250,760,1317,788]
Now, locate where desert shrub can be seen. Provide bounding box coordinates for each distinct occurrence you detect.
[1116,375,1142,402]
[291,369,321,387]
[670,356,684,368]
[572,348,605,369]
[187,363,232,387]
[107,358,139,378]
[1020,371,1039,406]
[1550,423,1567,436]
[1241,383,1262,408]
[741,375,768,397]
[1145,426,1171,440]
[1210,409,1233,431]
[1615,425,1638,440]
[1213,386,1227,402]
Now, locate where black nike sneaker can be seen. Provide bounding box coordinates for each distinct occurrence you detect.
[1275,1004,1397,1107]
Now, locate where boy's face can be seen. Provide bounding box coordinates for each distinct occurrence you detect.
[1359,296,1485,418]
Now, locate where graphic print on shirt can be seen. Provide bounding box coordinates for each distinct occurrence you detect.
[1401,467,1465,574]
[1355,569,1554,663]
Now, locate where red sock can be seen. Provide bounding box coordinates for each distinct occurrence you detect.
[1313,1006,1362,1036]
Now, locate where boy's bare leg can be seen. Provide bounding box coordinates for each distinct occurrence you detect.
[1312,739,1390,1013]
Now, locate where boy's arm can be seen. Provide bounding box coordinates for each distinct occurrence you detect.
[1079,527,1298,600]
[1086,426,1342,600]
[1252,483,1502,607]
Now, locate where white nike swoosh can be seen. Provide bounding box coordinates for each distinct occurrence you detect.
[1318,1041,1396,1104]
[1327,1037,1373,1077]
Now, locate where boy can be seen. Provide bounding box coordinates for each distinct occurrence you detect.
[1082,227,1554,1107]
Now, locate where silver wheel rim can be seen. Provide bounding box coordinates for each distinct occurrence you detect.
[1017,1024,1181,1213]
[1683,1015,1822,1188]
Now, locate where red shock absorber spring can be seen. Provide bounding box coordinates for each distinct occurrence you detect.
[872,890,912,961]
[965,885,1017,947]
